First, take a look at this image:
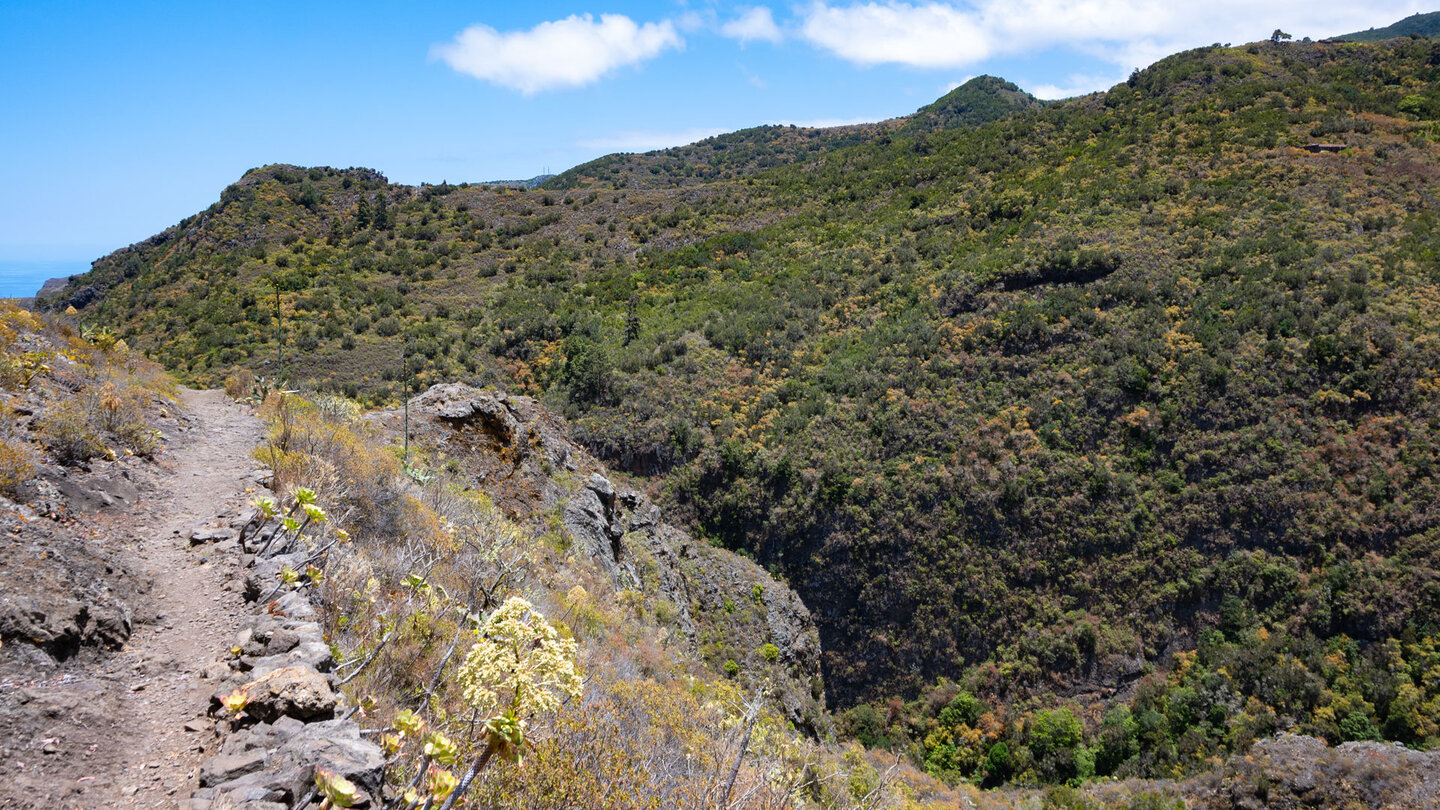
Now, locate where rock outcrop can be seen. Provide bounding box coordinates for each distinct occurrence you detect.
[1185,733,1440,809]
[402,383,829,733]
[0,455,161,666]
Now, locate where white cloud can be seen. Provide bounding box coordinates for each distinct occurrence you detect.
[721,7,785,45]
[798,1,1428,72]
[738,63,769,88]
[801,2,990,67]
[432,14,683,94]
[676,11,709,34]
[577,127,730,152]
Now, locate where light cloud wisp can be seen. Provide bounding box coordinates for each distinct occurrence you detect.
[798,1,1425,79]
[721,7,785,45]
[433,13,683,94]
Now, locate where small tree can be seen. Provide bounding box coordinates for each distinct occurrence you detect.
[355,195,373,229]
[1271,29,1291,43]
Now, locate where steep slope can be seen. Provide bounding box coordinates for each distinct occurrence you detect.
[0,307,268,807]
[393,383,829,733]
[542,121,901,191]
[42,34,1440,785]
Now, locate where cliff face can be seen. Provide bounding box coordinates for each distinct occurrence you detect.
[397,383,828,733]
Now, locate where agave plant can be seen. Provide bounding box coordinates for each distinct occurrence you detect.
[314,768,359,809]
[394,708,425,737]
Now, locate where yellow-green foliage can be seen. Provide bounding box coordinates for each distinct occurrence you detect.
[224,368,255,400]
[0,303,176,466]
[455,596,582,719]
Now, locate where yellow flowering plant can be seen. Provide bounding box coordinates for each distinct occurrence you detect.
[428,596,582,809]
[220,688,250,717]
[455,596,583,721]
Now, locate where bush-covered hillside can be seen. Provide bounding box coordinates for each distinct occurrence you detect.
[542,75,1040,192]
[45,35,1440,786]
[1336,11,1440,42]
[900,76,1045,134]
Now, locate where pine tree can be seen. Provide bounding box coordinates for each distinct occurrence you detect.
[375,193,390,230]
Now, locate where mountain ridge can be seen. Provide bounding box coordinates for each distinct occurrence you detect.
[1335,10,1440,42]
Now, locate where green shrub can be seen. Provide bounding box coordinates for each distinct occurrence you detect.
[115,421,161,459]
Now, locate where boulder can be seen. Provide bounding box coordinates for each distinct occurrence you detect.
[218,665,336,723]
[242,642,334,679]
[204,721,382,808]
[199,749,267,787]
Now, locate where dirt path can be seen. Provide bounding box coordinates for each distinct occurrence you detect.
[0,389,262,808]
[99,388,262,807]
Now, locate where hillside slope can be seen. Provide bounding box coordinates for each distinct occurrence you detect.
[900,75,1046,134]
[44,34,1440,786]
[1336,10,1440,42]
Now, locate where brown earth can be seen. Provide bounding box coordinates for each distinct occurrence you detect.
[0,389,261,808]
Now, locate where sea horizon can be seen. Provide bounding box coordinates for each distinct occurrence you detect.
[0,259,89,299]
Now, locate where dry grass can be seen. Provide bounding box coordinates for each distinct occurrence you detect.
[0,302,176,483]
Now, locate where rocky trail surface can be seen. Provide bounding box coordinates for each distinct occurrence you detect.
[0,389,262,808]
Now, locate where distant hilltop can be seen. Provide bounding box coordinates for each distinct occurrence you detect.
[1335,10,1440,42]
[35,276,71,298]
[478,174,554,190]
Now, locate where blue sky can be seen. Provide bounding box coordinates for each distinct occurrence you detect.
[0,0,1428,289]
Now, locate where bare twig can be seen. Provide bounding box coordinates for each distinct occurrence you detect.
[436,739,498,810]
[722,689,764,809]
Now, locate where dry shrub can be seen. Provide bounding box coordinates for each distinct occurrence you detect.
[87,379,147,433]
[0,351,51,390]
[471,672,810,810]
[224,368,256,400]
[114,420,161,458]
[254,392,403,544]
[0,439,35,497]
[35,400,105,465]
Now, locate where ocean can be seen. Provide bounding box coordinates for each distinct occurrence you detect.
[0,260,90,299]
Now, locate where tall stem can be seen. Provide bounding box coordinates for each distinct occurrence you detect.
[402,339,409,464]
[722,690,762,808]
[275,287,283,382]
[436,739,497,810]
